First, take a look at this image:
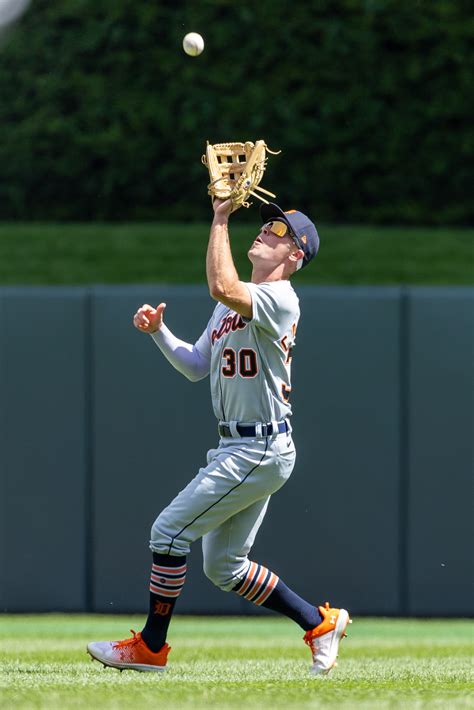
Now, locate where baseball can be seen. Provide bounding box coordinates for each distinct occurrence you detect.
[183,32,204,57]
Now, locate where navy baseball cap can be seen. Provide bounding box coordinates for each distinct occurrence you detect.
[260,202,319,269]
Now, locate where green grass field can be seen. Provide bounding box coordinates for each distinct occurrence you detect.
[1,615,472,709]
[0,222,472,285]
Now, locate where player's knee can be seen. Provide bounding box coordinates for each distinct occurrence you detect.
[202,556,228,589]
[202,554,240,591]
[149,517,168,551]
[202,555,219,586]
[149,513,191,556]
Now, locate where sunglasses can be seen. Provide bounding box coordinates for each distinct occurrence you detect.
[264,220,299,245]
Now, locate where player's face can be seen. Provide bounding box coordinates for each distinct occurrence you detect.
[248,222,299,266]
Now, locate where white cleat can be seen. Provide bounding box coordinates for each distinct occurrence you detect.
[304,602,351,675]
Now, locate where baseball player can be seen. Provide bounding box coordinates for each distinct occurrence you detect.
[87,199,351,674]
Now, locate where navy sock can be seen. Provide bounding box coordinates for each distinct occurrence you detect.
[261,579,322,631]
[141,552,187,652]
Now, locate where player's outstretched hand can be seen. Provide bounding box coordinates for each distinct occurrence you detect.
[133,303,166,333]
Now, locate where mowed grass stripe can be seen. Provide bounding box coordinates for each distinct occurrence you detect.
[1,616,473,709]
[0,222,472,285]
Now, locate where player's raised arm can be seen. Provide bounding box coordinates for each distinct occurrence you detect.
[133,303,210,382]
[206,199,253,319]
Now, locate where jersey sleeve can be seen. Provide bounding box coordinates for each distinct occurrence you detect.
[194,322,212,361]
[244,282,299,339]
[150,323,211,382]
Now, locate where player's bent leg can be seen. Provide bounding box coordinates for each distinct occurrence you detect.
[202,497,271,589]
[202,502,351,675]
[87,435,297,673]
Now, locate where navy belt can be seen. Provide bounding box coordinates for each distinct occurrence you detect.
[218,420,289,438]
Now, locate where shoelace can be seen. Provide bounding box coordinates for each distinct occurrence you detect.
[113,630,141,649]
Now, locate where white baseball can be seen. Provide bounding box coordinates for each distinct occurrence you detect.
[183,32,204,57]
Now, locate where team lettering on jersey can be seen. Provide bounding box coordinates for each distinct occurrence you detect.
[280,323,297,364]
[280,323,298,401]
[211,312,247,345]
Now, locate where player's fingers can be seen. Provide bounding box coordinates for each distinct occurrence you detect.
[133,313,150,329]
[138,306,157,319]
[138,303,156,317]
[133,303,160,331]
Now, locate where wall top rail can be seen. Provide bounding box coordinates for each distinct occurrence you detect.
[0,285,472,296]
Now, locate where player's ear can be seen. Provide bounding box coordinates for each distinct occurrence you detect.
[288,248,304,264]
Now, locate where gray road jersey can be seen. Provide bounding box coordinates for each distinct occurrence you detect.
[195,280,300,423]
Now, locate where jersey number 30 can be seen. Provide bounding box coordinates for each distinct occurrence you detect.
[222,347,258,378]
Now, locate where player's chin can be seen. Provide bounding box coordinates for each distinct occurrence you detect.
[248,247,261,264]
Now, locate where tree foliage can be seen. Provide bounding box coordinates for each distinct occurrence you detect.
[0,0,471,223]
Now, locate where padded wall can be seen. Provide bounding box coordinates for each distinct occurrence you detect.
[407,288,474,615]
[0,286,472,616]
[0,288,88,611]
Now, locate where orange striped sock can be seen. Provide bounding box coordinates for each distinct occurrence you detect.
[142,553,187,652]
[233,561,279,606]
[233,562,322,630]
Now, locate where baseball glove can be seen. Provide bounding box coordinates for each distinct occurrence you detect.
[202,140,280,210]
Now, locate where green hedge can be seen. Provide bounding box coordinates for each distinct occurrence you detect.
[0,0,471,224]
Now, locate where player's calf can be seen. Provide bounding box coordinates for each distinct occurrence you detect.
[233,561,323,629]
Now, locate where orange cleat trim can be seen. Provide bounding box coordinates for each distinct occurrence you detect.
[304,602,350,642]
[112,630,171,666]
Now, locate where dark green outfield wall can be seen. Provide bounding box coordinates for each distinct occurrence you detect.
[0,1,471,224]
[0,285,472,616]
